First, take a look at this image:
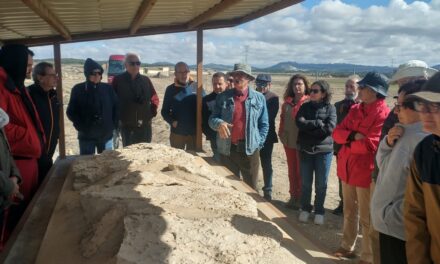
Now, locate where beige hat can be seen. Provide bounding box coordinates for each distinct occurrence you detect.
[389,60,437,84]
[228,63,255,81]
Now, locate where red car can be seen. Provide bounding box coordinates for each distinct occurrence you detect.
[107,55,125,84]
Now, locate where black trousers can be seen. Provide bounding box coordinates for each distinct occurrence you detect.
[379,232,407,264]
[121,125,152,147]
[220,145,260,190]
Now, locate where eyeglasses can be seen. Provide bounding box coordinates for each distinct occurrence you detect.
[128,61,141,66]
[414,101,440,113]
[90,71,102,76]
[310,89,321,94]
[394,101,416,112]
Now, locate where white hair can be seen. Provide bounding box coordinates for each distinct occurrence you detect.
[125,53,141,63]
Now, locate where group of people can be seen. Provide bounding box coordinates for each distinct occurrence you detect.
[0,42,439,263]
[204,60,440,264]
[0,44,60,247]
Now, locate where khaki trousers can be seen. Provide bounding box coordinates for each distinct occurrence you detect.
[341,181,372,263]
[369,182,381,264]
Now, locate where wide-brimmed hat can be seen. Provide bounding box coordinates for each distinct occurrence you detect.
[357,72,389,96]
[229,63,254,81]
[407,71,440,103]
[389,60,438,84]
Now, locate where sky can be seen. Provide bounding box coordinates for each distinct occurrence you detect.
[32,0,440,67]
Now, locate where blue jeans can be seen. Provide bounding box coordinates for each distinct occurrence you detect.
[79,138,113,155]
[299,151,332,215]
[260,142,274,195]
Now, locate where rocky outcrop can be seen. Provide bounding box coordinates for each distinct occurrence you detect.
[71,143,302,263]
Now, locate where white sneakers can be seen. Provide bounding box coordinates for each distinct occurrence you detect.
[298,211,310,222]
[298,211,325,225]
[314,214,324,225]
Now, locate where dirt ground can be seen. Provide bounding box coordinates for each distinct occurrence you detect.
[51,66,398,263]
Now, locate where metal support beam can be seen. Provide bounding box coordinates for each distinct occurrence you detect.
[53,43,66,159]
[129,0,157,35]
[196,29,203,152]
[187,0,243,29]
[22,0,71,40]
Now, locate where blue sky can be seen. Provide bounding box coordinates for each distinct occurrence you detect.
[32,0,440,67]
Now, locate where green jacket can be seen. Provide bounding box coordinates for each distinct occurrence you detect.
[0,128,22,209]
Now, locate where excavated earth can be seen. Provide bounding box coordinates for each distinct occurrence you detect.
[62,143,304,264]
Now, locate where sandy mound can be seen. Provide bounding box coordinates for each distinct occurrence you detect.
[70,143,303,263]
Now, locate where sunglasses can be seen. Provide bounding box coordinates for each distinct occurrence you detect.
[310,89,321,94]
[90,71,102,76]
[414,101,440,113]
[128,61,141,66]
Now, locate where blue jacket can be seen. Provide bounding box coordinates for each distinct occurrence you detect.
[161,83,197,136]
[209,88,269,156]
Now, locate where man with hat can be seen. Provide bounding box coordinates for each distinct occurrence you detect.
[368,60,438,264]
[255,74,279,200]
[332,72,390,264]
[209,64,268,190]
[404,71,440,264]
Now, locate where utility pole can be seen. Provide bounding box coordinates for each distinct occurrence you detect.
[244,45,249,64]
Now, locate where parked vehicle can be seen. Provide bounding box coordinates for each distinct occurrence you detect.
[107,55,125,84]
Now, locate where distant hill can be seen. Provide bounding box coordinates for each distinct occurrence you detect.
[35,58,404,76]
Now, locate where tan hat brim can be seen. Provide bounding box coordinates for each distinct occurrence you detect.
[406,91,440,103]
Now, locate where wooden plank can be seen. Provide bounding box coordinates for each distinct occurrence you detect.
[196,29,203,152]
[187,0,243,29]
[21,0,71,40]
[0,158,74,264]
[239,0,304,25]
[129,0,158,35]
[53,42,66,159]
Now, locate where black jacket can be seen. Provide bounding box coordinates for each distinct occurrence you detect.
[333,98,357,154]
[296,101,336,154]
[263,91,279,144]
[202,91,218,141]
[28,84,60,159]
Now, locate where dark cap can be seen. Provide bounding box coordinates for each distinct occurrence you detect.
[407,71,440,103]
[256,74,272,87]
[357,71,389,96]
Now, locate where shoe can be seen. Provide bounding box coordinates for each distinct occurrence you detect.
[285,197,300,210]
[332,203,343,216]
[333,247,357,259]
[314,214,324,225]
[263,193,272,201]
[298,211,310,223]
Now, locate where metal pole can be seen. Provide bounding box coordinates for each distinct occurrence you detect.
[196,28,203,151]
[53,43,66,159]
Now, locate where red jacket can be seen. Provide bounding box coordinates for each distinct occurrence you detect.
[332,99,390,188]
[0,67,43,159]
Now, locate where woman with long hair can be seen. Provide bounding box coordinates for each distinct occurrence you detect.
[279,74,310,210]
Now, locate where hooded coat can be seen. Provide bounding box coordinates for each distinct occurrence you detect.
[0,44,44,159]
[67,58,118,141]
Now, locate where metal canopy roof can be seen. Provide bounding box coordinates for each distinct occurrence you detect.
[1,0,303,46]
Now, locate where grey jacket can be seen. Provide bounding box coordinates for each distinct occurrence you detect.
[371,122,428,240]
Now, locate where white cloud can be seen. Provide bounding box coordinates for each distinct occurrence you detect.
[32,0,440,67]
